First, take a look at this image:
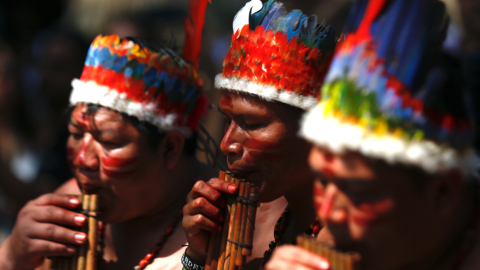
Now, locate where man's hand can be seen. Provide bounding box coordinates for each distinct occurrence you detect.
[264,245,330,270]
[0,194,87,270]
[182,178,238,263]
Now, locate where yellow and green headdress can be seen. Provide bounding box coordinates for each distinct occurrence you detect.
[301,0,478,174]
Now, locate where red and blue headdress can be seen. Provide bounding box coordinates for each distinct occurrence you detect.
[215,0,336,110]
[69,0,210,136]
[301,0,478,174]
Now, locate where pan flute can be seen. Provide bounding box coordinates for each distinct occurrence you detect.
[205,171,260,270]
[44,194,100,270]
[296,235,361,270]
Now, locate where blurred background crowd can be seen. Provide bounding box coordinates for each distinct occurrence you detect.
[0,0,478,245]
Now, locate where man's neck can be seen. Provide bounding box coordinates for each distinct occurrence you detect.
[282,175,316,243]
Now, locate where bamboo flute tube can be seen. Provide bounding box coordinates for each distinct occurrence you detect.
[70,255,78,270]
[205,171,227,270]
[77,195,90,270]
[241,185,258,257]
[228,180,245,270]
[223,177,240,270]
[295,236,361,270]
[217,173,233,270]
[235,182,250,267]
[44,258,53,270]
[49,258,57,269]
[85,195,98,270]
[61,257,70,270]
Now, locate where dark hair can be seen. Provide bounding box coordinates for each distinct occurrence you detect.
[67,103,197,156]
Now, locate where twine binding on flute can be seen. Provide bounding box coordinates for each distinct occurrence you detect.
[204,171,259,270]
[226,239,253,249]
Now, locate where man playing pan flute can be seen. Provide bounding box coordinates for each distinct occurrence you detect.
[181,0,336,269]
[0,1,216,268]
[266,0,480,269]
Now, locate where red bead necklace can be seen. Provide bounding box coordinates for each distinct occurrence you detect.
[133,207,184,270]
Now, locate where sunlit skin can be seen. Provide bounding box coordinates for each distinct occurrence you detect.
[67,103,177,224]
[183,91,316,269]
[308,145,476,270]
[219,91,313,202]
[0,100,219,270]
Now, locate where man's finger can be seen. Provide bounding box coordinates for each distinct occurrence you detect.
[28,239,77,257]
[27,224,87,246]
[184,214,223,234]
[31,205,86,227]
[34,194,81,209]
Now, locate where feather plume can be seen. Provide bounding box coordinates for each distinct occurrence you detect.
[183,0,211,70]
[274,10,302,34]
[249,0,275,30]
[260,1,286,31]
[233,0,262,33]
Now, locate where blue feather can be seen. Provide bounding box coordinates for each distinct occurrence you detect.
[249,0,275,30]
[261,1,286,31]
[274,10,302,34]
[286,14,308,41]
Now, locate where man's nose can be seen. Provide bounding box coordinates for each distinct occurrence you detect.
[220,121,243,158]
[319,184,347,224]
[73,134,99,170]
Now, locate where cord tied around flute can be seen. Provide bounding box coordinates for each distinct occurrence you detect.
[204,171,260,270]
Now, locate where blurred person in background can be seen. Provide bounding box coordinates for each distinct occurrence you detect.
[181,0,337,269]
[0,30,217,269]
[266,0,480,269]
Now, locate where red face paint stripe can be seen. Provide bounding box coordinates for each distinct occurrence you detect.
[320,190,335,219]
[101,156,137,168]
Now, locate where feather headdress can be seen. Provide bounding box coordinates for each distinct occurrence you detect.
[69,1,210,136]
[300,0,478,175]
[215,0,336,110]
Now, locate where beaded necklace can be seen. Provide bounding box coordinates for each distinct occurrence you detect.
[133,208,184,270]
[263,205,321,264]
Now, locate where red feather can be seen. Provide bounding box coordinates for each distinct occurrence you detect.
[183,0,211,70]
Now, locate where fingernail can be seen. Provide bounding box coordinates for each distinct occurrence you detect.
[74,215,86,225]
[66,247,76,253]
[318,260,330,270]
[69,198,79,206]
[74,233,86,243]
[228,185,236,192]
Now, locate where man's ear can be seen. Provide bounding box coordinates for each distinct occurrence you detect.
[431,168,464,216]
[159,131,185,169]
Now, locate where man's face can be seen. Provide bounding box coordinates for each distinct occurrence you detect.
[309,146,439,270]
[218,91,312,202]
[67,103,172,223]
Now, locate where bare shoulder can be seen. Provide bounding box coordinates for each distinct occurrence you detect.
[54,178,81,195]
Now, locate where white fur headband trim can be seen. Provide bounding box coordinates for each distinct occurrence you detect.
[300,104,479,175]
[214,74,318,110]
[69,79,191,136]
